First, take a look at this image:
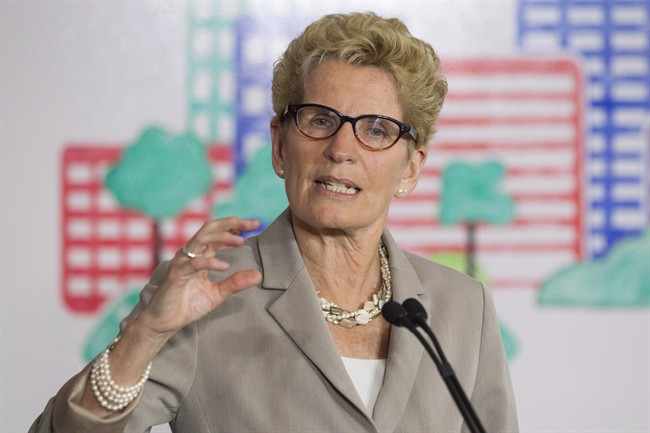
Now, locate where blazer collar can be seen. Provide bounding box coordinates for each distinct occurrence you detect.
[372,230,427,432]
[259,210,370,421]
[258,209,426,430]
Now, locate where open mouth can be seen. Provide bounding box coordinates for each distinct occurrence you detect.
[315,180,360,195]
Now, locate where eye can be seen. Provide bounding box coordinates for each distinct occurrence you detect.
[359,118,390,140]
[300,108,339,131]
[367,126,387,138]
[311,114,336,128]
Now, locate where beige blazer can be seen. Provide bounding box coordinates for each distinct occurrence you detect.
[30,209,518,433]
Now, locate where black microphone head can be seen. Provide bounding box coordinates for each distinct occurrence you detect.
[403,298,428,320]
[381,301,409,327]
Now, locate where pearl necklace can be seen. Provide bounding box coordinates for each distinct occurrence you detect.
[318,241,392,328]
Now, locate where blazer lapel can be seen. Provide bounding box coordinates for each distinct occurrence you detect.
[372,230,427,432]
[258,210,373,422]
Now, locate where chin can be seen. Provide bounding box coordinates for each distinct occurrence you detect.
[296,209,382,234]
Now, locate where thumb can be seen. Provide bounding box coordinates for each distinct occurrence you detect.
[214,270,262,299]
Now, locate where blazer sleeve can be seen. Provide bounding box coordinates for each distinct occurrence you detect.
[29,261,198,433]
[462,283,519,433]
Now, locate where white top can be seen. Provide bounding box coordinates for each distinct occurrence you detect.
[341,357,387,413]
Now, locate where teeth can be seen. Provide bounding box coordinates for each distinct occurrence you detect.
[318,181,359,195]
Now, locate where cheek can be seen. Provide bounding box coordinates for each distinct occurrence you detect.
[283,155,311,197]
[284,153,306,181]
[376,156,410,186]
[282,135,311,168]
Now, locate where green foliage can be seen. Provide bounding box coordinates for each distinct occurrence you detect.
[105,126,213,220]
[429,251,491,286]
[214,144,288,224]
[539,229,650,307]
[439,161,515,225]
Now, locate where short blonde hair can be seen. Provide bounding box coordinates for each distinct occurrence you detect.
[272,12,447,149]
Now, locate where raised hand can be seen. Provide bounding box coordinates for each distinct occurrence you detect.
[79,217,262,415]
[136,217,262,339]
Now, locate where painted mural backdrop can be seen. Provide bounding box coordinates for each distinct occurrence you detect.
[8,0,642,430]
[63,1,649,363]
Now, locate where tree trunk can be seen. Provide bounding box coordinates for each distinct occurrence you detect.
[466,222,476,278]
[152,219,161,271]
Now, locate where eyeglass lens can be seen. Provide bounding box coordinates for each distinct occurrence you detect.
[295,106,403,149]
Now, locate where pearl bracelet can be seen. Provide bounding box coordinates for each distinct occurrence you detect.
[90,337,152,412]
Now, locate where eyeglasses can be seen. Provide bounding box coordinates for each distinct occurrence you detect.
[283,103,418,151]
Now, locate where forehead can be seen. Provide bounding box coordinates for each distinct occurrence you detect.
[302,59,404,120]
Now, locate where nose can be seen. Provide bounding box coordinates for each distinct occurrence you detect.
[324,121,358,163]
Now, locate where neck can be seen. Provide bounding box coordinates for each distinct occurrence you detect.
[292,217,385,311]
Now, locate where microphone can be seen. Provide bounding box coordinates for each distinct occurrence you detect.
[403,298,449,365]
[382,301,443,370]
[402,297,427,321]
[385,299,486,433]
[381,300,415,329]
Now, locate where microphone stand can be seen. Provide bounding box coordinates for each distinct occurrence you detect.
[383,300,486,433]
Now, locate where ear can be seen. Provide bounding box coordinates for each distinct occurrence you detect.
[396,147,427,197]
[270,118,285,177]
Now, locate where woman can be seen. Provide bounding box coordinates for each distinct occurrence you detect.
[31,12,517,432]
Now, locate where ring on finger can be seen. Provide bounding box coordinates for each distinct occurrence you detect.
[180,245,199,259]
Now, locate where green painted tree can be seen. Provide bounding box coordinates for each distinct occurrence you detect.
[213,144,288,227]
[439,161,515,277]
[538,229,650,307]
[105,126,213,268]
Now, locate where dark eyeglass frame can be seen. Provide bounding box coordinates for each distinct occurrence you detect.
[283,103,418,151]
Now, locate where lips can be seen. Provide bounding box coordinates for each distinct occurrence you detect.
[315,178,361,195]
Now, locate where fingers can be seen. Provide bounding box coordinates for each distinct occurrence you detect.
[169,216,261,281]
[138,218,262,337]
[214,269,263,298]
[181,217,260,259]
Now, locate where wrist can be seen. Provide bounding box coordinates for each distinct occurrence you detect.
[127,313,176,349]
[90,336,151,412]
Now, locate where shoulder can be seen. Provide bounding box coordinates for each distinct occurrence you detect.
[213,235,263,272]
[403,249,481,291]
[398,249,487,318]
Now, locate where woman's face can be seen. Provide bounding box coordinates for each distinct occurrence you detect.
[271,59,426,237]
